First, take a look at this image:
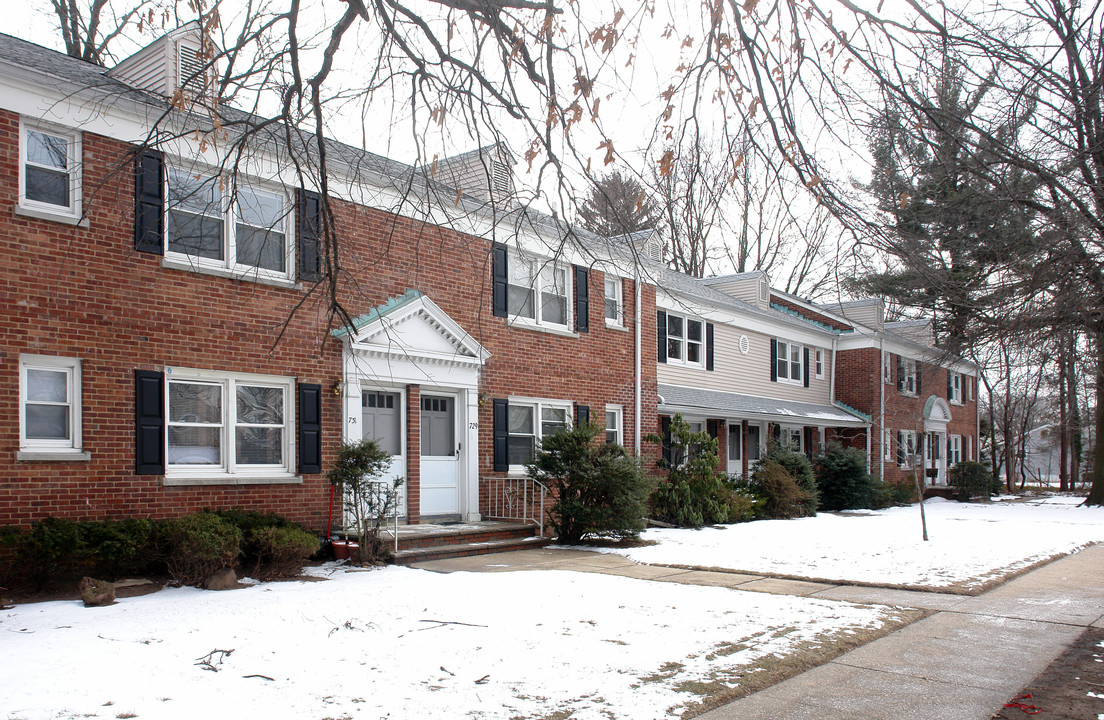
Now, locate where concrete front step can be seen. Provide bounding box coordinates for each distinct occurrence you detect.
[388,522,539,551]
[393,535,552,565]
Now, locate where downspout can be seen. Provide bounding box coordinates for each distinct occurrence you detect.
[879,337,886,482]
[634,267,642,455]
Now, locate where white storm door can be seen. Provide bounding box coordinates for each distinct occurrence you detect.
[362,391,406,518]
[726,423,743,476]
[421,394,459,516]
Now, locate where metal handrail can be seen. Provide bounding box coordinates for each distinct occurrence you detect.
[481,476,548,536]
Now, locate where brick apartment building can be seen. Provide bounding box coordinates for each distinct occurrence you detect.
[0,26,656,530]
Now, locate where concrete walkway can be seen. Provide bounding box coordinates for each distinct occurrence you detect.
[412,544,1104,720]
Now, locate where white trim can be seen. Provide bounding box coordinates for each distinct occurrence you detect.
[604,275,624,328]
[503,249,572,332]
[163,366,296,483]
[814,348,825,380]
[18,117,82,222]
[665,311,706,368]
[604,404,624,445]
[505,396,573,474]
[774,339,804,386]
[19,354,82,454]
[883,427,893,462]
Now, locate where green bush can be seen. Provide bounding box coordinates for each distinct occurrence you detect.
[648,415,732,527]
[751,460,815,519]
[329,439,402,563]
[529,422,654,544]
[81,518,155,578]
[213,509,302,571]
[815,443,877,511]
[719,482,765,522]
[158,512,243,587]
[13,517,88,590]
[248,526,320,579]
[949,461,995,501]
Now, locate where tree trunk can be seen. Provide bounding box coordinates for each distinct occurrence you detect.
[1086,328,1104,505]
[1059,336,1069,491]
[1069,334,1082,488]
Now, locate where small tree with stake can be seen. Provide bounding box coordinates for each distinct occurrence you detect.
[328,439,403,563]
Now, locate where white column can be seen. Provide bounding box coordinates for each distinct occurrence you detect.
[343,377,363,444]
[462,389,481,521]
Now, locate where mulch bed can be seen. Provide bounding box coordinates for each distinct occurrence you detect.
[991,626,1104,719]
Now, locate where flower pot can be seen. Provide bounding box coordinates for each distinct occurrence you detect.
[332,540,358,561]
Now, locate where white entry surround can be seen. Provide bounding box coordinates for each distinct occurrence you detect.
[337,291,490,522]
[923,396,952,486]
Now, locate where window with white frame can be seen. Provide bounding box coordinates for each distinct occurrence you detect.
[667,313,704,366]
[166,167,291,278]
[949,434,962,465]
[968,435,975,461]
[19,355,82,454]
[505,253,570,329]
[20,120,81,219]
[898,430,917,467]
[727,423,742,462]
[883,353,891,384]
[781,426,803,452]
[604,275,623,326]
[605,405,623,445]
[746,424,762,462]
[166,369,294,478]
[775,340,803,384]
[900,358,918,395]
[883,428,893,461]
[815,349,825,379]
[507,399,571,468]
[950,372,964,403]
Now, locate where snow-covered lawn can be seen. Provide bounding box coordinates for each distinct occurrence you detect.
[2,568,904,720]
[591,496,1104,590]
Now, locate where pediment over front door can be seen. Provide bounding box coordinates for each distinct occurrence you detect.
[336,290,490,370]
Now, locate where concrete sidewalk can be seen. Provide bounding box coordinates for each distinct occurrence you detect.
[413,544,1104,720]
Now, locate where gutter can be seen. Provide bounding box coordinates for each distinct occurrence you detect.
[635,267,642,455]
[879,337,886,481]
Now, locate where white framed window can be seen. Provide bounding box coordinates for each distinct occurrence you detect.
[506,397,572,469]
[165,368,295,480]
[604,404,623,445]
[883,353,891,384]
[727,423,742,462]
[949,434,962,465]
[506,253,571,330]
[950,372,964,404]
[166,166,293,281]
[968,435,975,461]
[775,340,803,384]
[19,119,82,221]
[19,355,82,455]
[781,426,803,452]
[747,424,762,462]
[883,428,893,461]
[667,313,705,367]
[815,349,825,379]
[898,430,917,467]
[604,275,623,326]
[900,358,918,395]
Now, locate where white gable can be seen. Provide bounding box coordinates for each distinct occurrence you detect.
[345,294,489,368]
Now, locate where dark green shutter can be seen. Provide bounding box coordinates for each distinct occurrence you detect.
[297,189,322,282]
[770,339,778,381]
[897,355,904,391]
[492,244,508,318]
[657,310,667,363]
[134,370,165,474]
[297,382,322,473]
[916,362,923,395]
[576,405,590,427]
[706,323,715,371]
[574,265,589,333]
[135,150,164,255]
[493,398,509,471]
[660,416,672,465]
[803,347,810,387]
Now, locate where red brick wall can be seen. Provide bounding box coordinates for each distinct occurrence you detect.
[0,112,656,527]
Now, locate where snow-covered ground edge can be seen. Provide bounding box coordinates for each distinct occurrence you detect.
[2,565,911,720]
[571,496,1104,591]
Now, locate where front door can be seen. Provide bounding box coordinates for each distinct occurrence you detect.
[727,423,743,476]
[925,432,945,486]
[421,394,459,517]
[361,390,406,518]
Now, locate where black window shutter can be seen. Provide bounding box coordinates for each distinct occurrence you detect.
[491,244,509,318]
[297,189,322,282]
[947,435,952,460]
[297,382,323,474]
[897,355,904,391]
[948,371,954,399]
[896,431,904,465]
[772,423,781,442]
[657,310,668,363]
[804,427,814,457]
[706,323,715,371]
[660,416,672,465]
[134,149,164,255]
[493,398,509,471]
[770,339,778,382]
[803,347,811,387]
[574,265,589,333]
[706,419,719,439]
[576,404,590,427]
[916,362,923,395]
[134,370,165,474]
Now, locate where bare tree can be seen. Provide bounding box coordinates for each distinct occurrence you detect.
[47,0,166,64]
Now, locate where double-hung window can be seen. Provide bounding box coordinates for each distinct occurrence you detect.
[506,253,570,329]
[949,435,962,465]
[605,405,623,445]
[667,313,704,366]
[898,430,917,467]
[900,358,918,395]
[604,276,623,326]
[506,398,571,468]
[814,349,825,379]
[166,167,291,280]
[775,340,803,384]
[19,355,82,456]
[166,369,294,480]
[883,353,892,384]
[883,428,893,461]
[950,372,964,404]
[19,120,81,221]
